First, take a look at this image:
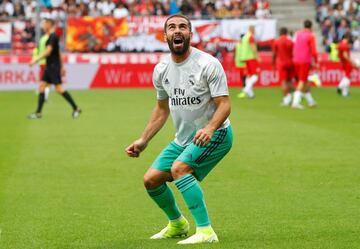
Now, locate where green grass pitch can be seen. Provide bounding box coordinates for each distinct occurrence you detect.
[0,88,359,249]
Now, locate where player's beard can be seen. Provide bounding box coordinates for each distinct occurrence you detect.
[167,33,191,56]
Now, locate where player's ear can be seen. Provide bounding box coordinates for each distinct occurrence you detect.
[163,31,167,42]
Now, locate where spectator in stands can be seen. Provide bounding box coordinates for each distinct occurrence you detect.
[242,0,255,16]
[202,2,216,19]
[67,2,80,16]
[0,0,14,16]
[125,2,134,16]
[350,15,359,36]
[79,2,89,16]
[215,2,232,18]
[179,0,194,17]
[135,0,154,16]
[192,2,203,18]
[169,0,179,15]
[353,35,360,51]
[21,20,35,43]
[113,2,129,18]
[231,1,244,18]
[153,1,167,16]
[13,2,25,19]
[89,0,101,16]
[0,11,10,21]
[24,0,36,20]
[337,18,350,40]
[99,0,116,16]
[333,2,346,19]
[254,0,270,19]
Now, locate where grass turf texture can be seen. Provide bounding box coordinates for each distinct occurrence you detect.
[0,88,359,249]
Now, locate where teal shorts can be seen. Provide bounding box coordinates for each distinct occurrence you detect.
[151,125,233,181]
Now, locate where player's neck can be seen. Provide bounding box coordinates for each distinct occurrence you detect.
[171,47,192,64]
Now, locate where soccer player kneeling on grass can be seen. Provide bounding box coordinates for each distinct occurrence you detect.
[125,14,232,245]
[28,18,81,119]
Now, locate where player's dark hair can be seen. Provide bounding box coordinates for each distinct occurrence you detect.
[280,27,288,35]
[164,14,192,33]
[304,19,312,29]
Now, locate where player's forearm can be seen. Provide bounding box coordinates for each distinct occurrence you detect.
[205,98,231,132]
[140,106,169,143]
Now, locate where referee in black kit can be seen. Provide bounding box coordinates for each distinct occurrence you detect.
[29,18,81,119]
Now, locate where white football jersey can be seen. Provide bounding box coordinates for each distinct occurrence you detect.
[153,47,230,147]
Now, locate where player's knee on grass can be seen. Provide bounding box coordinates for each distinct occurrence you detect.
[171,161,193,180]
[143,168,171,189]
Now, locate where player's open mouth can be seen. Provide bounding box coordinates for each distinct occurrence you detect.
[173,37,184,47]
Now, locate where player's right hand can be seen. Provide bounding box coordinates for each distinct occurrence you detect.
[125,138,148,158]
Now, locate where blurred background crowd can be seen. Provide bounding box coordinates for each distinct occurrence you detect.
[0,0,271,21]
[316,0,360,51]
[0,0,271,53]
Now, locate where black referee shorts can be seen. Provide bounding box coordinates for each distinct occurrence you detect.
[41,65,62,85]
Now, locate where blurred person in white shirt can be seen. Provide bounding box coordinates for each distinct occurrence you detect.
[100,0,115,16]
[0,0,14,16]
[113,2,129,18]
[24,0,36,20]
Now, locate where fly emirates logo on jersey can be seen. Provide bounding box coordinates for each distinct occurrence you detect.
[170,88,202,107]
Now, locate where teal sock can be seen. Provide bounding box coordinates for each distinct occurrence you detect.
[147,184,182,220]
[175,174,210,227]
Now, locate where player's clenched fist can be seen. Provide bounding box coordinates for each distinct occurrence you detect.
[193,127,214,147]
[126,138,148,157]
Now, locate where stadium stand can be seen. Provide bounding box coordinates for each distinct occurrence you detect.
[0,0,272,54]
[0,0,272,20]
[315,0,360,51]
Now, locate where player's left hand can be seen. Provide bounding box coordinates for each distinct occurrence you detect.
[193,127,214,147]
[61,68,66,77]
